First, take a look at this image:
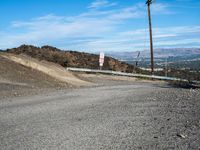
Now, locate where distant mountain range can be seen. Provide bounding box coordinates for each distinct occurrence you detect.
[107,48,200,60]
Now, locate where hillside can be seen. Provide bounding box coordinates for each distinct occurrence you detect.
[6,45,138,73]
[0,54,66,98]
[0,52,92,98]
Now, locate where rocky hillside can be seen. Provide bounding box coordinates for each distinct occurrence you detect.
[6,45,139,73]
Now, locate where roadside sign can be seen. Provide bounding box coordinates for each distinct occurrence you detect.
[99,52,105,67]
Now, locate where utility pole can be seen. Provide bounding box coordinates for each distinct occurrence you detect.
[146,0,154,75]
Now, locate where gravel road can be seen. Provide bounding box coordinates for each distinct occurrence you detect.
[0,82,200,150]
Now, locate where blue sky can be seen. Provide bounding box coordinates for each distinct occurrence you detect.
[0,0,200,52]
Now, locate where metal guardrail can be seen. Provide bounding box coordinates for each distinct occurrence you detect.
[66,67,189,82]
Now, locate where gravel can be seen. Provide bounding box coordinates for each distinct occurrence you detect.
[0,80,200,150]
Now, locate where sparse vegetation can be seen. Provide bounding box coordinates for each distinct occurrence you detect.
[6,45,140,73]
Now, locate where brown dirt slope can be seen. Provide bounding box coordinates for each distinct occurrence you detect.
[0,52,91,98]
[0,54,68,88]
[1,53,91,87]
[7,45,138,73]
[0,53,69,98]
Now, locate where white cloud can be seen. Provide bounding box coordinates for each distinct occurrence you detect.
[82,26,200,51]
[88,0,117,9]
[120,26,200,37]
[151,3,172,14]
[0,2,149,49]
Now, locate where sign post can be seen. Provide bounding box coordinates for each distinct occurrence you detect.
[99,52,105,70]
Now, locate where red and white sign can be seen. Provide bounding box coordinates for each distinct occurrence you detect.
[99,52,105,67]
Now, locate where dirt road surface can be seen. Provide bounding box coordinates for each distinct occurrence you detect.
[0,79,200,150]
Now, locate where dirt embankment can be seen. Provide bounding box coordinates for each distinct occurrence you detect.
[1,53,91,86]
[7,45,137,73]
[0,54,62,98]
[0,52,91,99]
